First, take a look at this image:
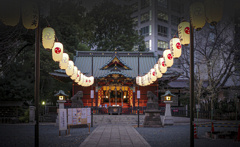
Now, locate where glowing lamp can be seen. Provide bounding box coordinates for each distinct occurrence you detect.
[162,90,175,102]
[189,2,206,31]
[178,21,190,46]
[204,0,223,26]
[163,49,174,67]
[0,0,20,26]
[70,66,78,80]
[52,42,63,62]
[42,27,55,49]
[66,60,74,76]
[59,53,69,70]
[22,1,39,29]
[154,64,162,78]
[170,37,182,58]
[158,57,167,73]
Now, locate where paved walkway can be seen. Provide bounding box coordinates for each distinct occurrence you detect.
[79,124,151,147]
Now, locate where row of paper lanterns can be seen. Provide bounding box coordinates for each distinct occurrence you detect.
[136,0,223,86]
[42,27,94,87]
[0,0,39,29]
[136,37,181,86]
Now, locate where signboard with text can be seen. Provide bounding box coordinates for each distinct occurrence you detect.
[67,108,91,125]
[59,109,67,130]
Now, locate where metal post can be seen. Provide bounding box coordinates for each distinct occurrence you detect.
[138,51,140,128]
[91,53,93,127]
[190,0,195,145]
[138,98,139,128]
[236,93,238,132]
[35,13,40,147]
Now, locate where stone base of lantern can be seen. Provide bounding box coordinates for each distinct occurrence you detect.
[163,101,174,125]
[143,110,163,127]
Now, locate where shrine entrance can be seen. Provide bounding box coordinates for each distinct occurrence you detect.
[98,85,133,108]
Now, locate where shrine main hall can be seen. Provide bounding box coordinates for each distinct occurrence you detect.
[50,51,181,111]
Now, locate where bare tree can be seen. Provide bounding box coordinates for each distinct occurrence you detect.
[180,12,239,111]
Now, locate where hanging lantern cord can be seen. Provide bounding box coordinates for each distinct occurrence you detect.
[45,19,50,27]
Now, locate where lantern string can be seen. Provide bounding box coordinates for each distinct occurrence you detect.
[45,19,50,27]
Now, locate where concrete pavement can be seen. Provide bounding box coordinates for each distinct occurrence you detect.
[79,124,151,147]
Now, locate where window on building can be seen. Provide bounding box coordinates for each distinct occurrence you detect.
[158,11,168,23]
[141,25,151,36]
[158,40,168,50]
[131,2,138,12]
[158,0,167,8]
[171,15,181,26]
[141,0,151,9]
[172,58,180,68]
[141,11,151,23]
[145,40,152,51]
[132,16,138,26]
[158,25,168,37]
[171,29,178,37]
[171,1,184,13]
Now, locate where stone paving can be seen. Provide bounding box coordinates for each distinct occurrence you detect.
[79,124,151,147]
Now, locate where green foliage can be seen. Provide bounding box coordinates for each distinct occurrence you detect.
[85,0,146,51]
[19,108,29,123]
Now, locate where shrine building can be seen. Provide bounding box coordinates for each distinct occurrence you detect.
[50,51,180,110]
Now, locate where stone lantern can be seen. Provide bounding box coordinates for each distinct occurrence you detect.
[54,90,68,126]
[162,90,176,125]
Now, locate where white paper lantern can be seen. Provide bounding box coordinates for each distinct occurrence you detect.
[136,76,139,85]
[66,60,74,76]
[89,76,94,86]
[75,70,81,83]
[52,42,63,62]
[205,0,223,26]
[150,68,157,82]
[78,73,84,85]
[142,75,146,86]
[189,2,206,31]
[70,66,78,80]
[147,72,152,84]
[138,76,142,86]
[22,1,39,29]
[158,57,167,74]
[163,49,174,67]
[154,64,162,78]
[0,0,20,26]
[59,53,69,70]
[170,37,182,58]
[42,27,55,49]
[178,21,190,46]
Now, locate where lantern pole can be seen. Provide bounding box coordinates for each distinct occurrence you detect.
[91,53,93,127]
[35,4,40,147]
[190,0,195,146]
[138,50,139,128]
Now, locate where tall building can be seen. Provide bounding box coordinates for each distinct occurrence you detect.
[126,0,188,67]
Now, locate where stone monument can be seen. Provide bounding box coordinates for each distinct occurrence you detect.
[54,90,68,126]
[71,91,84,108]
[143,91,162,127]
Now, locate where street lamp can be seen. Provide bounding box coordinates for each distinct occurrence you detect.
[91,90,94,127]
[42,101,45,115]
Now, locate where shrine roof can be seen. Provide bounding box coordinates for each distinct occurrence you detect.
[74,51,157,78]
